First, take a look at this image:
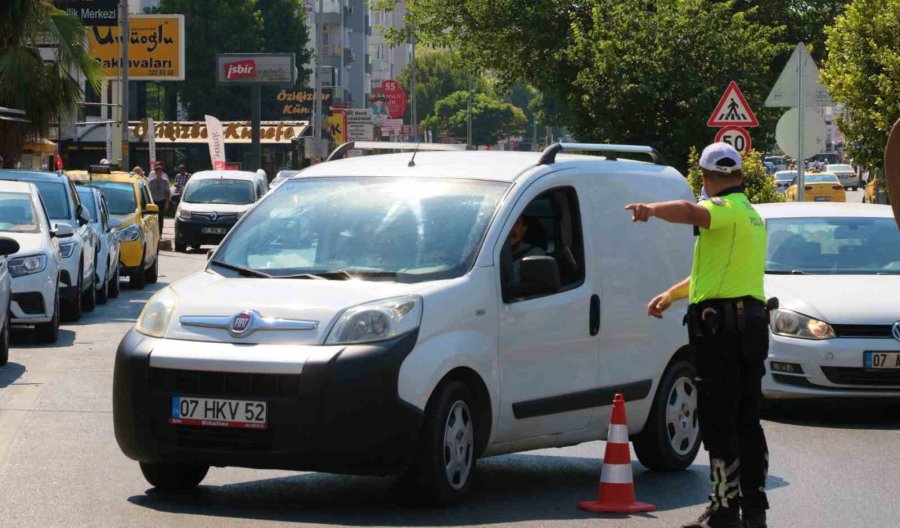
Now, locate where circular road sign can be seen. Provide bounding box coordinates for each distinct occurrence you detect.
[715,126,752,155]
[775,107,826,160]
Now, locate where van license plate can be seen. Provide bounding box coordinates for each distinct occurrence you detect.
[202,227,227,234]
[864,352,900,370]
[169,396,268,429]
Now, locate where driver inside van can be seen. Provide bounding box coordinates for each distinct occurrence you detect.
[501,214,546,297]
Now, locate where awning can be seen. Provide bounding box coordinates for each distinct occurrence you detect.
[23,138,58,153]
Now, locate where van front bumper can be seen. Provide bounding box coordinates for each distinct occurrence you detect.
[113,329,422,475]
[175,218,237,247]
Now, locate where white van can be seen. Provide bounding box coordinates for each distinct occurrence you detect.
[174,170,264,252]
[114,144,699,504]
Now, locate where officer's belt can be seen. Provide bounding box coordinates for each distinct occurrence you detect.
[686,296,768,337]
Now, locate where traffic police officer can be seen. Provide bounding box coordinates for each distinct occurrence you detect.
[626,142,769,528]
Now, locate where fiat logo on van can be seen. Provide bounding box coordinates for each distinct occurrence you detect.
[229,311,255,337]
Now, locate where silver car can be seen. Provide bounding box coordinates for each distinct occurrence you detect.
[76,186,122,304]
[826,164,860,190]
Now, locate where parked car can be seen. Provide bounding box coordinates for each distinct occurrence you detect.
[0,181,66,346]
[826,164,861,190]
[785,172,846,202]
[0,170,96,320]
[758,203,900,399]
[772,170,796,194]
[174,170,265,252]
[765,155,790,172]
[68,169,160,289]
[76,186,122,304]
[115,144,702,502]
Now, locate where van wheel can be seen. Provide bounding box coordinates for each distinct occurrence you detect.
[633,359,701,470]
[175,241,187,252]
[36,288,60,344]
[108,263,120,298]
[139,462,208,492]
[130,248,147,289]
[82,271,96,312]
[145,249,159,284]
[402,380,477,505]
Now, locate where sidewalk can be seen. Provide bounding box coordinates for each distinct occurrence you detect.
[159,219,175,251]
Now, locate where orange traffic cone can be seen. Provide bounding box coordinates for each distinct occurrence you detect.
[578,393,656,514]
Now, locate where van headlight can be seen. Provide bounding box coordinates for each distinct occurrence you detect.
[770,309,835,340]
[326,295,423,345]
[9,255,46,277]
[59,241,77,259]
[178,208,191,220]
[135,287,179,338]
[117,224,142,242]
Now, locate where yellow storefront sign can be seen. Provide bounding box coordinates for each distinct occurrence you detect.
[88,15,185,81]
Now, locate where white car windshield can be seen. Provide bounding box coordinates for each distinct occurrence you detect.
[0,193,40,233]
[214,177,509,282]
[767,217,900,275]
[183,179,255,205]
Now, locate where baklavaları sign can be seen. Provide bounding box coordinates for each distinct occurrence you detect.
[88,15,184,80]
[54,0,118,27]
[216,54,297,86]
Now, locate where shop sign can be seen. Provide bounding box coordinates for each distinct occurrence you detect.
[216,54,296,85]
[88,15,184,80]
[347,109,374,141]
[54,0,118,27]
[130,120,308,144]
[276,88,332,118]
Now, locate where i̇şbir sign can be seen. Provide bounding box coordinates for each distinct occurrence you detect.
[216,54,297,86]
[88,15,185,80]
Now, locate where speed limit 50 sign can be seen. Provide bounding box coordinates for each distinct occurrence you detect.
[715,126,752,155]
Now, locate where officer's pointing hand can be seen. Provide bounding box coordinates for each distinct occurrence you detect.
[647,292,672,319]
[625,203,653,222]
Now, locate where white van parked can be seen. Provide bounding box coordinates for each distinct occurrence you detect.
[115,143,699,504]
[173,170,264,252]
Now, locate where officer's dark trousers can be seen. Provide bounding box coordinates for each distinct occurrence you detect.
[694,315,770,511]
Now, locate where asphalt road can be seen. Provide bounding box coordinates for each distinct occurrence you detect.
[1,242,898,528]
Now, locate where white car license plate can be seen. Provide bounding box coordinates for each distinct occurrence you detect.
[169,396,268,429]
[201,227,227,234]
[864,352,900,370]
[814,196,831,202]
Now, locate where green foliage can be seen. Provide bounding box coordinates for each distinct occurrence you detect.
[0,0,104,165]
[821,0,900,172]
[687,147,784,204]
[421,91,527,145]
[155,0,311,120]
[397,49,491,127]
[734,0,850,63]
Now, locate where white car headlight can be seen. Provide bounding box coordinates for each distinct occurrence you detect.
[135,287,179,338]
[117,224,142,242]
[178,208,191,220]
[770,309,835,340]
[326,295,423,345]
[59,241,77,259]
[9,255,47,277]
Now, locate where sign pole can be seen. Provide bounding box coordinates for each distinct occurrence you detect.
[251,85,261,170]
[313,0,324,161]
[119,0,129,169]
[797,45,805,202]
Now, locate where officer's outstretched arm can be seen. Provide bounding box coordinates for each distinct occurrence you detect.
[625,200,711,228]
[648,276,690,319]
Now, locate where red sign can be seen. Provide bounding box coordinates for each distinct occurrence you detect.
[225,60,256,81]
[382,80,407,119]
[715,126,752,155]
[707,81,759,127]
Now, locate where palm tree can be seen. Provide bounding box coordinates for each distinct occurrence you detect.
[0,0,104,167]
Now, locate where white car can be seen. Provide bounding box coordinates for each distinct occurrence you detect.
[174,171,265,252]
[0,225,18,364]
[758,202,900,399]
[773,170,796,194]
[826,163,861,190]
[0,170,97,321]
[76,186,122,304]
[115,143,701,502]
[0,181,68,344]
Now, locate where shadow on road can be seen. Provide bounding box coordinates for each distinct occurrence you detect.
[127,454,788,525]
[12,328,76,348]
[764,399,900,430]
[0,362,26,388]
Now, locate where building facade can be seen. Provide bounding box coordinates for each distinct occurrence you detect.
[369,3,411,88]
[304,0,369,109]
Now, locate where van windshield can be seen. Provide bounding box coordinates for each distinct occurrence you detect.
[215,177,509,282]
[183,179,255,205]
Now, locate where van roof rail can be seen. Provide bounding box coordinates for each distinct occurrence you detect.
[538,142,666,166]
[326,141,466,162]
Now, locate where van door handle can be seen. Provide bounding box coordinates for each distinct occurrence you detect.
[589,294,601,336]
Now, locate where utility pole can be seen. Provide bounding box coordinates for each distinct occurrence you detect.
[312,0,324,161]
[409,25,417,142]
[797,48,806,202]
[120,0,129,169]
[466,73,473,148]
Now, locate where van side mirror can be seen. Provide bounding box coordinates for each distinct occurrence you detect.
[520,256,562,296]
[0,236,20,256]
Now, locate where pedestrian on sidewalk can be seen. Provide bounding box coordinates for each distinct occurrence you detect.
[149,164,170,235]
[626,142,770,528]
[172,164,191,208]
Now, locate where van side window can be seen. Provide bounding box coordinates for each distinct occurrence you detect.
[500,187,585,303]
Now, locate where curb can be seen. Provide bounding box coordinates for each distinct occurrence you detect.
[159,238,173,252]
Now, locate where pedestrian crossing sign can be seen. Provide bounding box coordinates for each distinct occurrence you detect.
[707,81,759,127]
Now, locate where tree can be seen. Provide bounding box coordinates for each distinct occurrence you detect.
[421,91,527,146]
[155,0,311,120]
[821,0,900,172]
[397,48,490,127]
[0,1,103,166]
[378,0,786,172]
[686,148,784,204]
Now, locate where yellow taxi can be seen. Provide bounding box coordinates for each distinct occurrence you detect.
[784,171,847,202]
[66,167,161,289]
